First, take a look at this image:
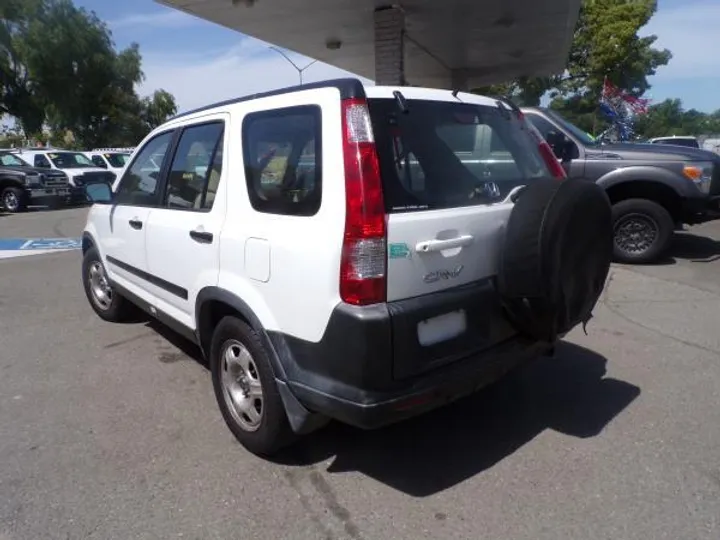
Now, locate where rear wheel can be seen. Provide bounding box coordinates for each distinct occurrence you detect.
[611,198,673,264]
[210,316,294,456]
[1,186,26,213]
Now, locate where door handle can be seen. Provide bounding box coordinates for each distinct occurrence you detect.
[128,218,143,230]
[415,235,473,253]
[189,229,214,243]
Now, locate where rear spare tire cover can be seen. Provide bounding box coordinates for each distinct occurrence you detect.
[497,178,613,342]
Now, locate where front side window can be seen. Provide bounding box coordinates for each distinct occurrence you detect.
[242,105,322,216]
[47,152,95,169]
[91,155,108,168]
[34,155,51,168]
[367,98,551,213]
[164,122,224,211]
[106,153,130,168]
[115,131,174,206]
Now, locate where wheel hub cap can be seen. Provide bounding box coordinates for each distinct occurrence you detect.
[221,340,264,432]
[615,214,658,255]
[88,261,113,310]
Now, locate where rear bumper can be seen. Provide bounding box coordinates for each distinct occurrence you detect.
[680,195,720,224]
[268,283,552,430]
[287,338,551,430]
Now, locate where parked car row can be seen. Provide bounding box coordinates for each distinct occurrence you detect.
[0,147,132,213]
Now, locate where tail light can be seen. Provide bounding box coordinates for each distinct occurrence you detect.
[538,141,567,179]
[525,121,567,179]
[339,98,387,306]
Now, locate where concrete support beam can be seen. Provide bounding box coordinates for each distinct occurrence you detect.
[374,6,405,86]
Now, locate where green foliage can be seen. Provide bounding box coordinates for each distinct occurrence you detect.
[0,0,178,148]
[473,0,685,137]
[634,100,720,139]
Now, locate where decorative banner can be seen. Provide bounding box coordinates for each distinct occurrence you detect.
[599,78,650,141]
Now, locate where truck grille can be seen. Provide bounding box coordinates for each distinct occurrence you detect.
[711,162,720,196]
[41,173,69,188]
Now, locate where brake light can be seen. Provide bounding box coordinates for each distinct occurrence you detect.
[340,98,387,306]
[538,141,567,179]
[525,121,566,179]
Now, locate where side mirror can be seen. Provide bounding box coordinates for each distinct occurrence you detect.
[85,182,113,204]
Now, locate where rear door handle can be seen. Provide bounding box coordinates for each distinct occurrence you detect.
[189,230,214,244]
[415,235,474,253]
[128,218,143,230]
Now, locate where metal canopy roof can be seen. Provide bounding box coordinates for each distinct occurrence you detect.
[157,0,580,89]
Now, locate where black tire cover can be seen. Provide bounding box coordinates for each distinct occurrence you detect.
[497,178,613,342]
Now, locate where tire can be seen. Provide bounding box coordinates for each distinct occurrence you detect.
[498,178,613,342]
[81,246,134,322]
[210,316,294,456]
[611,198,673,264]
[1,186,26,213]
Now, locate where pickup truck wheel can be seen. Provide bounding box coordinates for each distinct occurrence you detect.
[210,316,294,456]
[1,186,26,213]
[81,246,134,322]
[611,199,673,264]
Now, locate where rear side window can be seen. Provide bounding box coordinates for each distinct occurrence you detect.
[242,105,321,216]
[367,99,551,213]
[164,122,224,211]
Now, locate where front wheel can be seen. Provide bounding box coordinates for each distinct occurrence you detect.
[210,316,294,456]
[612,198,674,264]
[81,247,135,322]
[1,186,26,213]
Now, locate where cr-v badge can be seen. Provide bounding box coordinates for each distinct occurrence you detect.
[423,265,464,284]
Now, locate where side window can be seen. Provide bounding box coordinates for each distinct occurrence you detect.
[115,131,174,206]
[164,122,224,211]
[91,155,107,168]
[34,155,51,168]
[243,105,321,216]
[526,114,559,140]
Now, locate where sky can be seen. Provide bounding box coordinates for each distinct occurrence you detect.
[10,0,720,122]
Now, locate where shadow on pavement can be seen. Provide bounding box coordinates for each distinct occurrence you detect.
[142,317,639,496]
[653,232,720,265]
[276,342,639,496]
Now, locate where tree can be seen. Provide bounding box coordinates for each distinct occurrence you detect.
[473,0,672,117]
[1,0,178,148]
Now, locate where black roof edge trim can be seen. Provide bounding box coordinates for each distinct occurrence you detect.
[169,78,367,121]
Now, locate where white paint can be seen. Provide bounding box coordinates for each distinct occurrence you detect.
[0,249,76,260]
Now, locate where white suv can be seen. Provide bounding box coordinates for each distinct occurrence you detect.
[80,79,613,456]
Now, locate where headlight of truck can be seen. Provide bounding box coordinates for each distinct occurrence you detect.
[682,161,713,194]
[24,173,42,187]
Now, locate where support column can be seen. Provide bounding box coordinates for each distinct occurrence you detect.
[374,6,406,86]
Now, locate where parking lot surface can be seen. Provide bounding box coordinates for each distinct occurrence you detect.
[1,208,720,539]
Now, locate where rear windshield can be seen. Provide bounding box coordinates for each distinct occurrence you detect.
[367,98,551,213]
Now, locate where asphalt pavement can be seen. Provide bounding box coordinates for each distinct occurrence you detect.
[1,208,720,540]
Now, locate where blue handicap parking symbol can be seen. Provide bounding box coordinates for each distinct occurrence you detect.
[0,237,82,251]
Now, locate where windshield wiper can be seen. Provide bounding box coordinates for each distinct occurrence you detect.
[393,90,409,114]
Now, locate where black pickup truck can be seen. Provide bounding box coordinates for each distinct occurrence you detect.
[522,107,720,263]
[0,151,72,213]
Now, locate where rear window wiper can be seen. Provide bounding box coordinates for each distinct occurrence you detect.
[393,90,409,114]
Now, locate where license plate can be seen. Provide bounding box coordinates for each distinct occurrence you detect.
[417,310,467,346]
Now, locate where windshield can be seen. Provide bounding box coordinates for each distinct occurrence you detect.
[367,98,551,213]
[48,152,96,169]
[105,153,130,168]
[544,110,598,146]
[0,153,31,167]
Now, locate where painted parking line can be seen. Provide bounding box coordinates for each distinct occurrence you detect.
[0,237,82,260]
